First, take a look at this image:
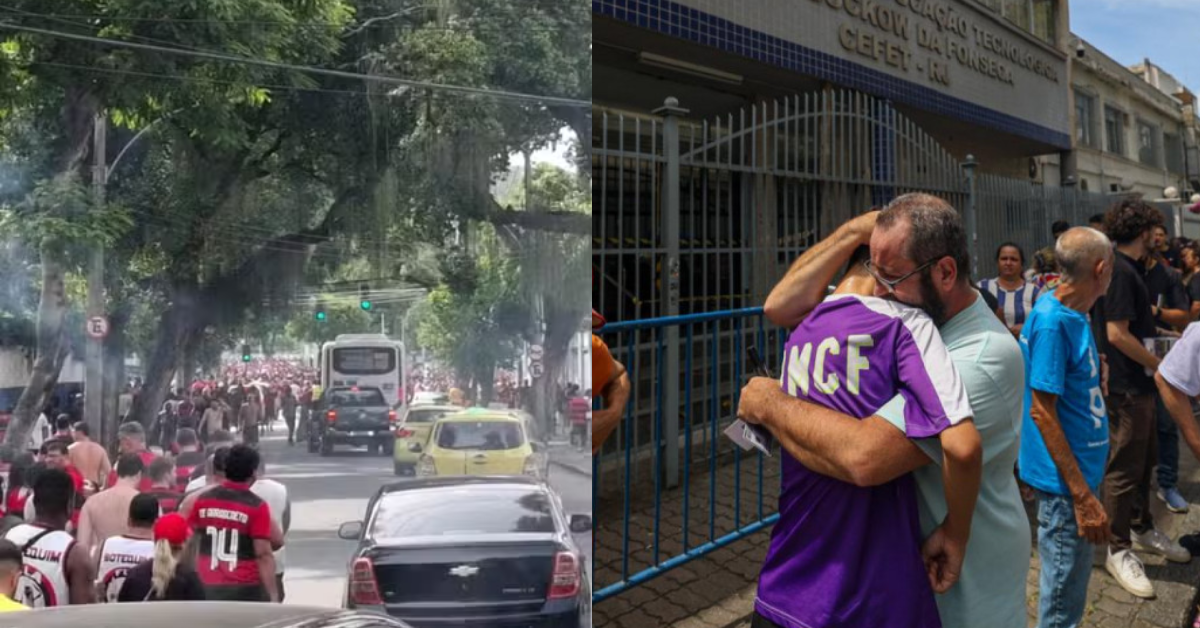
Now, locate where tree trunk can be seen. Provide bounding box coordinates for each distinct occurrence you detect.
[5,244,70,450]
[128,288,200,427]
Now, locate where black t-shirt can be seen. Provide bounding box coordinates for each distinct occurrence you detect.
[1144,261,1189,326]
[1187,273,1200,304]
[116,560,207,602]
[1103,252,1157,395]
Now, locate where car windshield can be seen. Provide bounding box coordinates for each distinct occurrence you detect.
[435,421,525,450]
[370,487,555,537]
[328,389,386,406]
[406,408,454,424]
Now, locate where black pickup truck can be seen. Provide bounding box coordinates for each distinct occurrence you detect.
[312,387,397,457]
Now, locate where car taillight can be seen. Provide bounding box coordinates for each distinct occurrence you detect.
[326,410,337,422]
[349,557,383,606]
[547,552,579,599]
[395,428,413,438]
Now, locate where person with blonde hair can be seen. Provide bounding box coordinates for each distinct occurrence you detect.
[116,513,205,602]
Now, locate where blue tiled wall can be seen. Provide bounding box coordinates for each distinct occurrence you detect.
[595,0,1071,150]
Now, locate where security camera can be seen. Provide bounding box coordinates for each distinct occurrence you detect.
[1075,42,1085,58]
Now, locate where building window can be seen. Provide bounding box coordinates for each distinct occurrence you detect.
[1104,107,1124,156]
[1137,120,1160,167]
[1074,91,1095,147]
[1031,0,1056,43]
[1002,0,1031,31]
[1165,133,1184,173]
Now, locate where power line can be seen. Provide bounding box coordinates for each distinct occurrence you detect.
[4,9,580,30]
[0,21,591,108]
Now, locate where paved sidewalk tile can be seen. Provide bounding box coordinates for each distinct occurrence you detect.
[596,443,1200,628]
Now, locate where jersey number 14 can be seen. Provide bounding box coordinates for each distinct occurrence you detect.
[206,526,241,571]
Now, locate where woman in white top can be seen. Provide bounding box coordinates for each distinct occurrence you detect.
[978,241,1041,337]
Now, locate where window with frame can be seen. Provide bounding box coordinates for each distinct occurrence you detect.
[1074,91,1095,147]
[1104,107,1124,156]
[1165,133,1184,173]
[1137,120,1160,167]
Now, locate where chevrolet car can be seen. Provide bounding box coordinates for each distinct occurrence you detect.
[392,403,460,476]
[408,408,549,480]
[338,476,591,627]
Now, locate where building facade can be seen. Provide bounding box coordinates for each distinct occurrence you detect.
[1068,40,1189,200]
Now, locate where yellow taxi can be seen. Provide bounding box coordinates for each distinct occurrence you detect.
[411,408,549,480]
[392,403,460,476]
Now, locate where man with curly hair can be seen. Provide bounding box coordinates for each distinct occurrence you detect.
[1097,199,1189,599]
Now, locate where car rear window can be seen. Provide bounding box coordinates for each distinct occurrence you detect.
[406,408,454,424]
[370,488,555,537]
[435,421,525,450]
[328,389,386,406]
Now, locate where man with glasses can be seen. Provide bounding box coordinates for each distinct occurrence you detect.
[740,193,1029,628]
[741,243,982,628]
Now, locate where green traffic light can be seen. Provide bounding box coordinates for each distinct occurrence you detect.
[360,300,372,311]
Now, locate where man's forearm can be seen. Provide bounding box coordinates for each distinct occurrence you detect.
[259,554,279,602]
[1030,391,1092,500]
[1108,327,1161,370]
[1160,308,1192,330]
[939,422,982,543]
[1156,373,1200,460]
[757,393,923,486]
[763,222,860,328]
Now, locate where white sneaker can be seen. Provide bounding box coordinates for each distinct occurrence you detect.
[1106,549,1154,599]
[1132,528,1192,563]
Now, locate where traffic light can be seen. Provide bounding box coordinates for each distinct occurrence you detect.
[241,344,251,363]
[359,283,372,311]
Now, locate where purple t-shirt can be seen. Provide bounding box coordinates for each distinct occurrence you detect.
[755,295,971,628]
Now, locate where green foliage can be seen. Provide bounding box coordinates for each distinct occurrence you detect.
[415,226,521,382]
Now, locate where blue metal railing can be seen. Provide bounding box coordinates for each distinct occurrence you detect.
[592,307,786,603]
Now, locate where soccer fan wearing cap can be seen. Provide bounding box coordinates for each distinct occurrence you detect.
[184,445,282,602]
[116,513,206,602]
[591,308,631,455]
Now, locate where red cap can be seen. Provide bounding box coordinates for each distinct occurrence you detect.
[154,513,192,546]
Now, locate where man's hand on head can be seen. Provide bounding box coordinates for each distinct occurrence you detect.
[846,210,880,244]
[738,377,783,426]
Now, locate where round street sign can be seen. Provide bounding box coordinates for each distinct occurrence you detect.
[529,345,544,360]
[86,316,110,339]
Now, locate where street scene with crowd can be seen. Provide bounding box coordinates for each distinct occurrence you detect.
[0,0,591,626]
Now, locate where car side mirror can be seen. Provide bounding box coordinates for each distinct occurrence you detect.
[407,442,423,453]
[338,521,364,540]
[569,514,592,534]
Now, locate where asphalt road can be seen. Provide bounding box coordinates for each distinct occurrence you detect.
[252,428,594,609]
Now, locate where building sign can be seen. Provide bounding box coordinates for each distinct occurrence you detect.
[821,0,1059,88]
[675,0,1069,138]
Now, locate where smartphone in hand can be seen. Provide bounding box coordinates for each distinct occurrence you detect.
[725,345,776,456]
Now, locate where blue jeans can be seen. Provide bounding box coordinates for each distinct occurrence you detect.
[1157,396,1179,490]
[1036,490,1093,628]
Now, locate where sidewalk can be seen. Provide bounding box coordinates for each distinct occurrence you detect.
[548,441,593,476]
[596,450,1200,628]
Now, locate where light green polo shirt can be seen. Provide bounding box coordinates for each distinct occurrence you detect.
[878,293,1029,628]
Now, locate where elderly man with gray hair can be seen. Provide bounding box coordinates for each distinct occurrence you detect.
[1018,227,1116,626]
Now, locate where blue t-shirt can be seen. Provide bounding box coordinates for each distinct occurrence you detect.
[1018,292,1110,495]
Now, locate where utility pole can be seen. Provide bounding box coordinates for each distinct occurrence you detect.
[526,148,549,439]
[86,113,107,439]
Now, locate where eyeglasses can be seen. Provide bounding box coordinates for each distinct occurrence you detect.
[862,258,939,295]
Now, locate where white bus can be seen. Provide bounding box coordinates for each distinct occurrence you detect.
[319,334,407,408]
